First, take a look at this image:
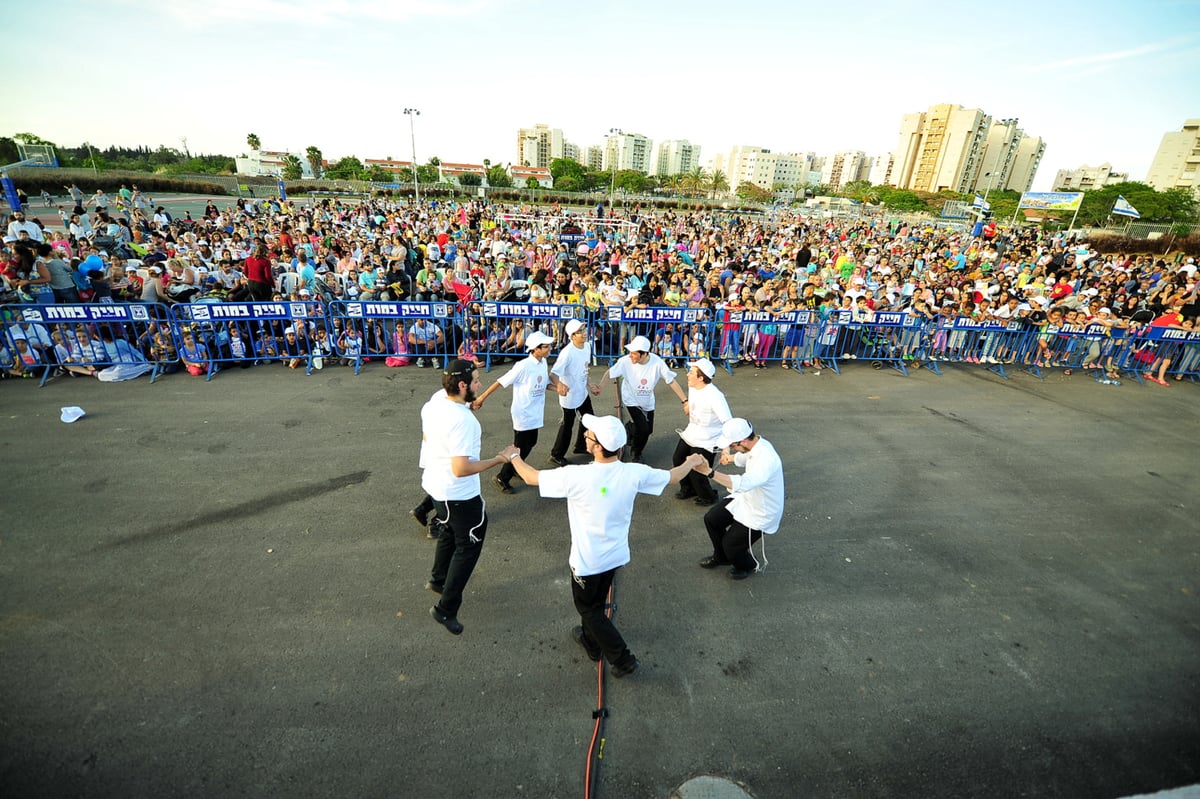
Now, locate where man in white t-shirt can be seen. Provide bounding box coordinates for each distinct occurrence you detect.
[423,360,511,635]
[673,357,732,506]
[473,330,558,493]
[591,335,687,463]
[503,414,706,677]
[697,418,785,581]
[548,319,596,466]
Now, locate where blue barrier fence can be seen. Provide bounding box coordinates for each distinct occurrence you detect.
[3,301,1198,386]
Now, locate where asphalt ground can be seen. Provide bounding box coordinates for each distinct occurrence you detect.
[1,360,1198,798]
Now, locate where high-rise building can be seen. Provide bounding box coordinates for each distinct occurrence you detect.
[1145,119,1200,195]
[971,118,1021,193]
[585,145,603,171]
[820,151,871,191]
[1005,136,1045,193]
[603,132,653,173]
[868,152,895,186]
[895,104,991,193]
[652,140,702,177]
[516,124,565,169]
[1052,163,1129,191]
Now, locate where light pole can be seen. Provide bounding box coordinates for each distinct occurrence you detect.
[607,127,623,208]
[84,142,98,175]
[404,108,420,204]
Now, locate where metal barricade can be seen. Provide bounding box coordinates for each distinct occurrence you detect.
[466,301,585,370]
[0,303,171,386]
[327,300,458,374]
[925,318,1034,379]
[600,305,717,370]
[1122,325,1197,386]
[169,300,332,380]
[809,311,928,376]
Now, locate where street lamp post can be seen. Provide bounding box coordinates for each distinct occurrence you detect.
[84,142,98,175]
[404,108,420,204]
[608,127,623,208]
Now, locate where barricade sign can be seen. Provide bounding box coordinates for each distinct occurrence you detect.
[328,301,457,373]
[813,311,927,376]
[600,305,715,369]
[170,300,331,379]
[0,303,172,385]
[1122,325,1199,385]
[466,302,584,370]
[924,318,1034,379]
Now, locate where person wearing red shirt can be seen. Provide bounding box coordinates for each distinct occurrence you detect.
[241,244,274,301]
[1143,304,1186,386]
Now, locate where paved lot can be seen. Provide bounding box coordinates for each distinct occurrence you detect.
[1,362,1197,798]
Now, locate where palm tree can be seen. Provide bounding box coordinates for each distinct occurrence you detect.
[682,167,709,197]
[305,146,323,179]
[708,169,729,198]
[246,133,261,151]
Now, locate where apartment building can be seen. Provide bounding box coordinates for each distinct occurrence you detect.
[516,124,568,169]
[712,146,814,191]
[868,152,894,186]
[603,132,654,173]
[1052,163,1129,191]
[1145,118,1200,195]
[652,140,702,177]
[820,151,871,191]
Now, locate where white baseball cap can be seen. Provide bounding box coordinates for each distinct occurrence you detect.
[716,418,754,448]
[688,357,716,378]
[564,319,586,336]
[582,413,626,451]
[525,331,554,350]
[625,335,651,353]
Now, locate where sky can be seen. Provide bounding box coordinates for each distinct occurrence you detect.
[3,0,1198,191]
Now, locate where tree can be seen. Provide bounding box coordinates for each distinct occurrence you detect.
[458,173,482,187]
[324,156,367,180]
[365,165,393,183]
[876,187,929,212]
[13,132,55,146]
[525,177,542,189]
[305,146,323,179]
[736,181,773,203]
[416,164,440,184]
[681,167,710,197]
[486,165,513,188]
[555,176,581,192]
[281,154,304,181]
[708,169,729,198]
[247,133,261,151]
[550,157,586,183]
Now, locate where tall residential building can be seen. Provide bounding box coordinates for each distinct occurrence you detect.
[971,118,1022,193]
[585,145,603,171]
[820,151,871,191]
[1052,163,1129,191]
[1005,136,1045,193]
[603,132,653,173]
[894,103,993,193]
[713,146,813,191]
[563,142,580,163]
[868,152,895,186]
[516,124,565,168]
[652,140,702,176]
[1145,118,1200,195]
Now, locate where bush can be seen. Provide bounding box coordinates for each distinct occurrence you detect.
[11,170,229,199]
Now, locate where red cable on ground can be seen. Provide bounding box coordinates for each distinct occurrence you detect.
[583,580,616,799]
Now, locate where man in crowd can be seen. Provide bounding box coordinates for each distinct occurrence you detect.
[422,359,511,635]
[590,335,688,463]
[503,414,708,677]
[698,417,785,580]
[673,357,732,506]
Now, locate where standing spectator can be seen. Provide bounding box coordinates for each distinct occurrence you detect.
[472,330,557,494]
[7,210,43,243]
[239,244,274,301]
[673,357,732,506]
[423,360,511,635]
[590,335,688,463]
[502,414,707,677]
[697,418,785,580]
[547,319,596,466]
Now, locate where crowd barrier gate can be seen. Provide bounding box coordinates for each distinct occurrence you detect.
[170,300,331,379]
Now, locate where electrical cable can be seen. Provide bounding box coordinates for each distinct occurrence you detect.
[583,580,616,799]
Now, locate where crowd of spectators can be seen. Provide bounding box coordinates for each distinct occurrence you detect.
[2,185,1198,384]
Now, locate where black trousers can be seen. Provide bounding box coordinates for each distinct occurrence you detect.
[429,495,488,617]
[624,406,654,457]
[672,439,717,501]
[703,498,763,571]
[550,396,594,459]
[498,427,539,484]
[572,566,636,670]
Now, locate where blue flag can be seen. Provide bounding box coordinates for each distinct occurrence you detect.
[1112,195,1140,218]
[971,194,990,212]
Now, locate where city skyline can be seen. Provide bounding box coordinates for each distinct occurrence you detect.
[3,0,1197,192]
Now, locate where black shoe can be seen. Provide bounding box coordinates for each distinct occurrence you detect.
[694,496,718,507]
[548,454,568,467]
[674,489,697,501]
[493,476,515,494]
[699,555,728,569]
[571,626,601,662]
[430,605,463,635]
[611,657,639,678]
[729,567,756,580]
[425,581,444,594]
[427,521,447,540]
[410,506,429,529]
